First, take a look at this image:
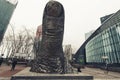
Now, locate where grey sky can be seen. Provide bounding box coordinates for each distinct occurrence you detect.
[9,0,120,53]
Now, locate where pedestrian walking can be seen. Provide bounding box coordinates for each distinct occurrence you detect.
[77,67,81,72]
[11,56,17,71]
[0,54,4,67]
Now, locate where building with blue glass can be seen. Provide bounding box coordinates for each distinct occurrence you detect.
[75,10,120,67]
[0,0,17,43]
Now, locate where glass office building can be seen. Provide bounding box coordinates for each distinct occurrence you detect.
[0,0,17,43]
[75,10,120,65]
[86,10,120,64]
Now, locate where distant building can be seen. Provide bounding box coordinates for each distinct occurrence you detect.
[33,25,42,59]
[64,44,72,60]
[0,0,17,43]
[75,10,120,66]
[85,30,95,40]
[100,13,114,24]
[64,44,73,73]
[36,25,42,40]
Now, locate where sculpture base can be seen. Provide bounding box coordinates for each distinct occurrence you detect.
[30,57,64,73]
[11,67,93,80]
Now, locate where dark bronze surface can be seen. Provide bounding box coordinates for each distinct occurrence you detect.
[30,1,65,73]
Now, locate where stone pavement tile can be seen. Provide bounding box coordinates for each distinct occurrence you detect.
[0,69,23,77]
[81,67,120,80]
[0,65,11,74]
[0,77,10,80]
[94,79,120,80]
[0,65,26,77]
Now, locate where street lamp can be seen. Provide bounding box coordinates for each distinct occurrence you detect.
[102,56,108,65]
[102,56,108,60]
[102,56,109,74]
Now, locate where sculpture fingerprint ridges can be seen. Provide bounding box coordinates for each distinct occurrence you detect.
[30,1,65,73]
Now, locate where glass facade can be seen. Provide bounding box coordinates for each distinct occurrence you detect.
[86,11,120,64]
[0,0,17,43]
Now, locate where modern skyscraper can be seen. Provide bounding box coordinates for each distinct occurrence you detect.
[85,30,95,40]
[0,0,17,43]
[75,10,120,67]
[100,13,114,24]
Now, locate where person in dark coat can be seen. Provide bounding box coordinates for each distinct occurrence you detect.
[11,56,17,71]
[0,54,4,67]
[77,67,81,72]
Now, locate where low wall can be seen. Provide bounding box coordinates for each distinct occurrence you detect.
[11,67,93,80]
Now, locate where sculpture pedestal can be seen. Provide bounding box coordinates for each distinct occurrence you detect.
[11,67,93,80]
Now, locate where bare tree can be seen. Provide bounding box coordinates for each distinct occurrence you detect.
[1,24,35,61]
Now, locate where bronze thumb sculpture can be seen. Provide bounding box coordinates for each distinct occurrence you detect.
[30,1,65,73]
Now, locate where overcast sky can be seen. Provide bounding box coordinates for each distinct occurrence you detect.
[9,0,120,53]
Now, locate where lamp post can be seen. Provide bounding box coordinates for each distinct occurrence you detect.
[102,56,109,74]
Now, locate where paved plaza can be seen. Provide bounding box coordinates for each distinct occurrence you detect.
[0,64,120,80]
[0,64,26,80]
[80,67,120,80]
